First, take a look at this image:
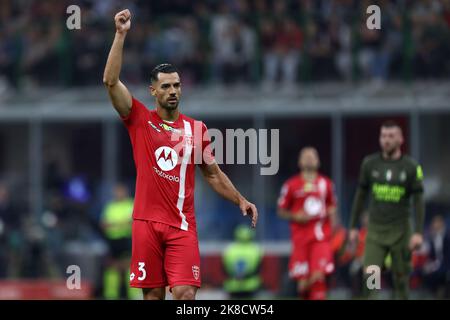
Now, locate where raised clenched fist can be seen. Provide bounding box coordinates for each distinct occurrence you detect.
[114,9,131,34]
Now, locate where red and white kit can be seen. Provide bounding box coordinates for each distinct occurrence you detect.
[278,174,337,280]
[122,97,213,288]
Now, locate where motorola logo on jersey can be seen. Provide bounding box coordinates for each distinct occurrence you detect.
[155,146,178,171]
[153,167,180,182]
[303,196,324,217]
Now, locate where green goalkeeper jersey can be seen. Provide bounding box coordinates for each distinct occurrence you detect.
[350,153,424,243]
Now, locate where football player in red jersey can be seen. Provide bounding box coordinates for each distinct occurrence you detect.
[278,147,337,300]
[103,9,258,300]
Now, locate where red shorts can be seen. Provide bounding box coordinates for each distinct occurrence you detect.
[288,239,334,280]
[130,219,201,289]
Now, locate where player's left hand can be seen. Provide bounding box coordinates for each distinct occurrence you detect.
[409,233,423,251]
[239,199,258,228]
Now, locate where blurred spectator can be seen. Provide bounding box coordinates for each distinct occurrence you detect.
[20,215,52,278]
[412,7,450,79]
[158,17,203,86]
[410,238,429,291]
[262,18,303,90]
[210,3,235,84]
[332,16,353,82]
[308,19,339,81]
[222,224,263,299]
[40,192,69,277]
[210,4,256,85]
[100,183,138,299]
[355,1,403,85]
[422,215,450,299]
[356,3,388,84]
[20,1,68,88]
[72,22,108,86]
[273,0,288,20]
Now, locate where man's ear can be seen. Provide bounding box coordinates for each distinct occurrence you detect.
[149,85,156,97]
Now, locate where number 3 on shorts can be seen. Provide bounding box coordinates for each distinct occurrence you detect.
[138,262,146,281]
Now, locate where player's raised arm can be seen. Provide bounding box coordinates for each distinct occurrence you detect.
[103,9,132,118]
[199,162,258,228]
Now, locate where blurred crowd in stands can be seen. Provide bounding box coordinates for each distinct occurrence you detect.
[1,0,450,92]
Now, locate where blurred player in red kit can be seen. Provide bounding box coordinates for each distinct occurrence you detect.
[103,9,258,300]
[277,147,337,300]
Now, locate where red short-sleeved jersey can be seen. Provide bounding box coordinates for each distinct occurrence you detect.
[122,97,214,232]
[278,174,337,242]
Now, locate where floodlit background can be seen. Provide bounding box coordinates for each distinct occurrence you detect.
[0,0,450,299]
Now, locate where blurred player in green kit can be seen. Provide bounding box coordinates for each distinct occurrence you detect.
[349,120,425,299]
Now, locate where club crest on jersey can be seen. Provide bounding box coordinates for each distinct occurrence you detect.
[155,146,178,171]
[184,135,193,147]
[159,122,182,134]
[192,265,200,280]
[386,169,392,181]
